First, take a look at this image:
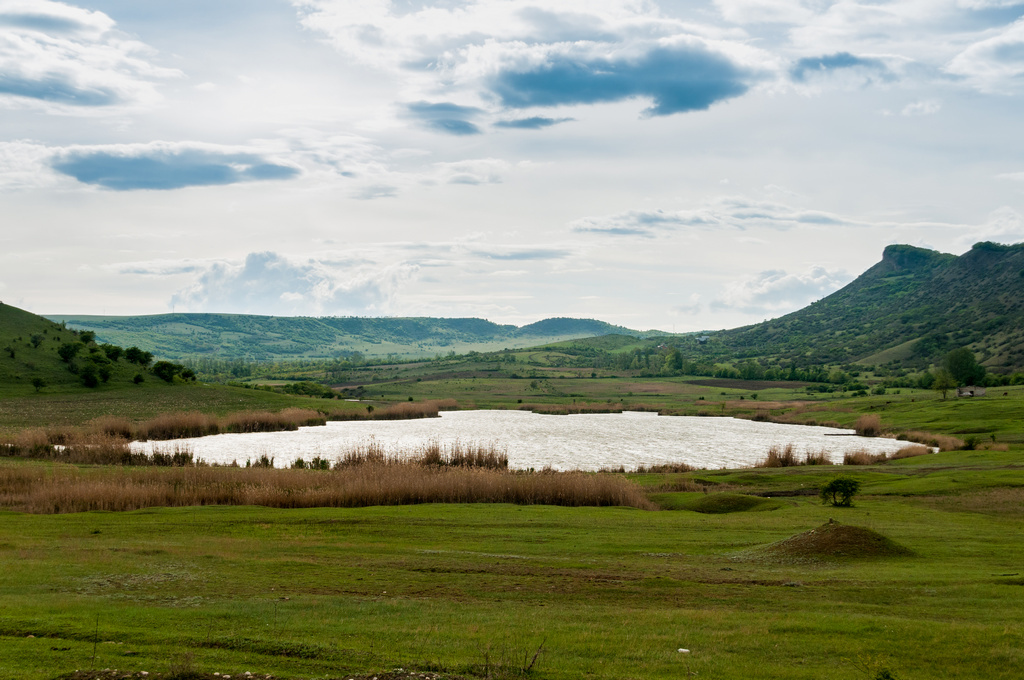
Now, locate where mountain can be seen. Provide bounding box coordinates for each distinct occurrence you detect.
[44,313,652,361]
[717,241,1024,372]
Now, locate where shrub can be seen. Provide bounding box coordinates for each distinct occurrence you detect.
[152,360,182,382]
[820,476,861,507]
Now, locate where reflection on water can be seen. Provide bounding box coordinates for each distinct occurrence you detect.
[131,410,914,471]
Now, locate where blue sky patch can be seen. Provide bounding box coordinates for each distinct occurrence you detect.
[406,101,484,135]
[52,149,300,190]
[494,116,574,129]
[490,45,754,116]
[790,52,892,82]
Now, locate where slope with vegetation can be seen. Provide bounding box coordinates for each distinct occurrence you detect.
[45,312,653,360]
[716,241,1024,373]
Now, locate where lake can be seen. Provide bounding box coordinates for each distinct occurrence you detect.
[130,410,915,470]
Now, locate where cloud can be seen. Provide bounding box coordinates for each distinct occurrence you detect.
[901,99,942,116]
[790,52,894,84]
[170,251,418,316]
[712,266,851,314]
[404,101,484,135]
[671,293,703,316]
[494,116,574,129]
[430,158,509,185]
[953,207,1024,248]
[468,247,571,261]
[946,18,1024,91]
[50,143,301,190]
[489,43,759,116]
[0,0,179,111]
[570,198,853,236]
[295,2,772,118]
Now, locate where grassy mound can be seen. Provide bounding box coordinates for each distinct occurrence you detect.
[652,491,784,513]
[755,520,913,561]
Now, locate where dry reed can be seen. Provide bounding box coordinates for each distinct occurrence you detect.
[897,431,965,452]
[0,462,654,514]
[854,414,882,437]
[520,402,624,415]
[756,444,799,467]
[842,449,889,465]
[801,449,833,465]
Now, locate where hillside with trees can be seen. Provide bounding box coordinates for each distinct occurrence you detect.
[715,241,1024,374]
[0,302,194,392]
[46,313,652,360]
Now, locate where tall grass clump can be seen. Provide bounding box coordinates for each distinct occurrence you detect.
[222,408,325,433]
[842,449,889,465]
[86,415,134,440]
[138,411,218,440]
[331,440,508,470]
[897,431,964,452]
[854,414,882,437]
[801,449,833,466]
[756,444,799,467]
[845,445,933,465]
[0,461,655,514]
[521,402,624,415]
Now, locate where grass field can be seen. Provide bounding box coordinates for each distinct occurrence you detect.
[3,313,1024,679]
[2,450,1024,680]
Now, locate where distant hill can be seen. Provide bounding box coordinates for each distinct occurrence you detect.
[717,242,1024,372]
[45,313,654,361]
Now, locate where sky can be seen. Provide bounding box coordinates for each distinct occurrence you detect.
[3,0,1024,332]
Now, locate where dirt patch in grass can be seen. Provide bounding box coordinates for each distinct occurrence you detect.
[56,671,470,680]
[654,492,784,513]
[751,520,913,562]
[685,379,810,390]
[922,487,1024,518]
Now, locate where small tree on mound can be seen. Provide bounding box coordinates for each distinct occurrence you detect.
[820,476,861,507]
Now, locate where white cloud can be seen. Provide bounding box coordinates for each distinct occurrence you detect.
[570,197,853,236]
[0,140,60,189]
[946,18,1024,92]
[293,0,778,114]
[170,251,419,316]
[953,207,1024,249]
[901,99,941,116]
[429,158,509,185]
[0,0,180,112]
[712,265,851,314]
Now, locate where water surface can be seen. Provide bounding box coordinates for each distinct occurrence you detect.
[132,410,912,470]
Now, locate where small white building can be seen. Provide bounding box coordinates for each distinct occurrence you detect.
[957,386,986,397]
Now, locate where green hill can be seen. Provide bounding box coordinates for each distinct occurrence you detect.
[45,313,651,361]
[0,302,154,393]
[717,241,1024,372]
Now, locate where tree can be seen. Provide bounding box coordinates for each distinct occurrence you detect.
[932,369,957,400]
[944,348,985,387]
[31,377,45,392]
[80,364,99,388]
[125,346,154,366]
[133,373,145,385]
[57,342,83,363]
[100,344,123,361]
[152,360,183,382]
[820,477,861,507]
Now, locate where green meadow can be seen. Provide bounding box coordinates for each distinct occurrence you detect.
[2,450,1024,680]
[4,304,1024,679]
